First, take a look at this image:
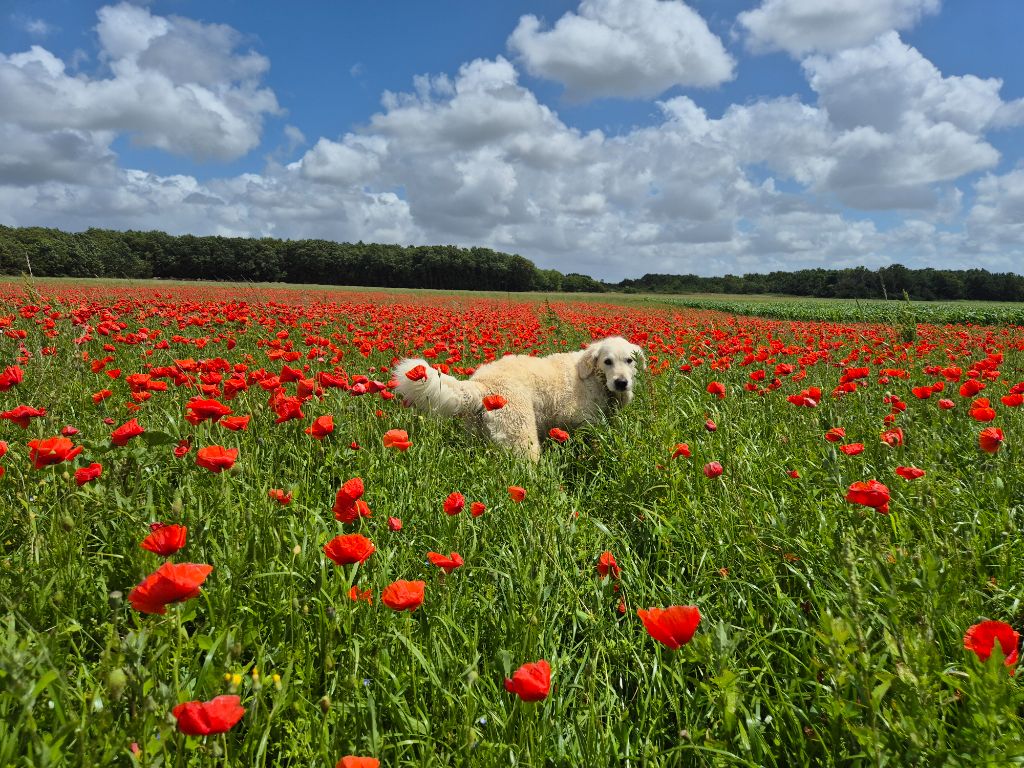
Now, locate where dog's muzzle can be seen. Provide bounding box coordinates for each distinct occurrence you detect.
[614,378,629,391]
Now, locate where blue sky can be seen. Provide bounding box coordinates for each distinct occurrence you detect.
[2,1,1024,280]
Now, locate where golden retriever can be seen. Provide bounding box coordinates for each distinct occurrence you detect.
[394,336,645,461]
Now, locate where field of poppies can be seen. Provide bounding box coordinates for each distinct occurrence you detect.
[1,278,1022,767]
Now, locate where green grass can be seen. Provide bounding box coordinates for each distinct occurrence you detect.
[0,280,1022,766]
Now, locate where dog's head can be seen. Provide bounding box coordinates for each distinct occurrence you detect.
[577,336,646,402]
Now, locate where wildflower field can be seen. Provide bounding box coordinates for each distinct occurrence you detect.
[1,279,1022,767]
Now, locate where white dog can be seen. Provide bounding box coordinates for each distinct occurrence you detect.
[394,336,645,461]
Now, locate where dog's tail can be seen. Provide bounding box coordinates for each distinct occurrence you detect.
[393,359,486,419]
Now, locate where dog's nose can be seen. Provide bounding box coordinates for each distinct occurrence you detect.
[614,378,628,391]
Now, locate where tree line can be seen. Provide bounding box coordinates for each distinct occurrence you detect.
[618,265,1024,302]
[0,226,606,293]
[0,226,1020,301]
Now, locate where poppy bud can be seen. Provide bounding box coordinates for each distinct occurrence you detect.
[107,668,128,701]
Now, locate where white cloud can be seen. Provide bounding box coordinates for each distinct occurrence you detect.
[0,123,118,186]
[19,16,56,37]
[801,33,1002,207]
[965,169,1024,253]
[738,0,940,56]
[508,0,734,100]
[0,3,278,163]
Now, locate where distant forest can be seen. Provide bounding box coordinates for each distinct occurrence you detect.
[1,225,1022,302]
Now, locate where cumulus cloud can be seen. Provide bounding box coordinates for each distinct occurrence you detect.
[0,2,278,164]
[738,0,940,56]
[965,170,1024,253]
[508,0,734,100]
[802,33,1003,208]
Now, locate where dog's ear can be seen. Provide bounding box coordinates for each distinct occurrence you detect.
[577,343,599,380]
[631,344,647,370]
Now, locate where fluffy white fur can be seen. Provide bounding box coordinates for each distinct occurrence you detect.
[394,336,645,461]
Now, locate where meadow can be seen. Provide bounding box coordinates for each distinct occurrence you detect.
[0,278,1022,767]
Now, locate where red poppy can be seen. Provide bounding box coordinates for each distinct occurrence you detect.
[172,695,245,736]
[383,429,412,451]
[964,620,1019,669]
[381,579,425,612]
[508,486,527,502]
[28,437,83,469]
[895,466,926,480]
[825,428,846,443]
[637,605,701,649]
[470,501,486,517]
[279,364,303,383]
[427,551,464,574]
[305,415,334,439]
[703,461,723,478]
[0,364,23,391]
[141,523,188,556]
[185,397,233,424]
[959,380,984,398]
[443,492,465,515]
[404,365,428,381]
[671,443,691,459]
[1002,394,1024,407]
[336,757,380,768]
[979,427,1004,454]
[879,427,904,447]
[333,477,365,523]
[937,398,955,410]
[845,479,891,514]
[219,415,251,431]
[597,551,620,579]
[548,427,570,443]
[911,385,933,399]
[273,396,305,424]
[268,488,293,505]
[324,534,375,565]
[839,443,864,456]
[504,659,551,702]
[788,387,821,407]
[387,516,403,531]
[74,462,103,486]
[787,469,800,478]
[128,561,213,614]
[1,404,47,429]
[482,394,507,411]
[348,585,373,604]
[111,418,145,446]
[173,438,192,458]
[0,441,8,458]
[970,406,997,422]
[194,445,238,473]
[706,381,726,399]
[92,389,113,404]
[704,419,717,432]
[61,425,79,436]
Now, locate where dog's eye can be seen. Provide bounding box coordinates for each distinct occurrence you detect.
[604,358,612,365]
[627,358,635,365]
